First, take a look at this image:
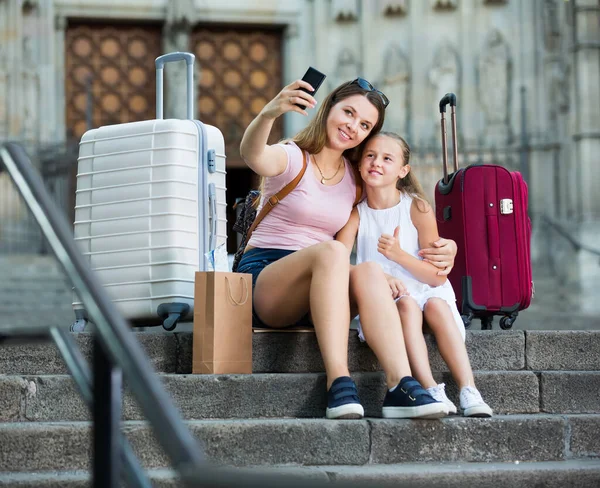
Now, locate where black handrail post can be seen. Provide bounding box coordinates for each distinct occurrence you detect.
[50,327,152,488]
[93,334,123,488]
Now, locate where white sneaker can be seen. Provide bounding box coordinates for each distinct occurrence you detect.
[460,386,493,417]
[427,383,457,415]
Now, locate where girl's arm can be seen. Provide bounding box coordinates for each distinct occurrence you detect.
[335,207,359,254]
[240,79,317,177]
[378,199,447,287]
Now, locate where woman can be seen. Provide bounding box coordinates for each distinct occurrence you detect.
[237,77,457,419]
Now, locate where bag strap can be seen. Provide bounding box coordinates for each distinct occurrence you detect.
[245,150,309,243]
[245,151,362,244]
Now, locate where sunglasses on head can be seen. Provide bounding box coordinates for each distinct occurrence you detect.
[351,78,390,108]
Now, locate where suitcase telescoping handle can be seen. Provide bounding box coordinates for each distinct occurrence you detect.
[439,93,459,184]
[155,52,195,120]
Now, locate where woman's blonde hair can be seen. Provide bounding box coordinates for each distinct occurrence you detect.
[252,80,387,207]
[376,131,429,212]
[292,80,387,164]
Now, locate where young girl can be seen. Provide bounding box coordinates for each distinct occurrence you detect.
[337,131,493,417]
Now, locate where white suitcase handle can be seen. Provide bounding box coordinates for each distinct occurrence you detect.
[208,183,217,251]
[155,52,195,120]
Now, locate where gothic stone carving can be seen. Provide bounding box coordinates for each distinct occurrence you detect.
[334,48,361,88]
[429,42,461,103]
[380,43,411,135]
[21,1,41,142]
[0,44,8,138]
[332,0,359,22]
[542,0,560,52]
[381,0,408,16]
[477,29,512,145]
[433,0,458,10]
[547,58,570,134]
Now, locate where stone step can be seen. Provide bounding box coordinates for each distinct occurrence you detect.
[1,460,600,488]
[0,415,598,472]
[1,370,565,422]
[2,330,600,376]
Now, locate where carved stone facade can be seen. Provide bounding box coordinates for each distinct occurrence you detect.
[380,43,411,136]
[477,29,512,145]
[0,0,598,301]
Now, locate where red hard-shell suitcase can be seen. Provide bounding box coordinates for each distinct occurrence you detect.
[433,93,533,330]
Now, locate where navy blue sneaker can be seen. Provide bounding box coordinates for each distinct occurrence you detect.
[326,376,364,419]
[382,376,448,419]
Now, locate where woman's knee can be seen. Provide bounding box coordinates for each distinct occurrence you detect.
[350,262,386,299]
[314,240,349,269]
[350,261,384,283]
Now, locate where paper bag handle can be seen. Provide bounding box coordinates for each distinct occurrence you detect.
[225,276,249,306]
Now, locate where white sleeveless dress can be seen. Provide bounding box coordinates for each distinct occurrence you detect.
[355,194,465,342]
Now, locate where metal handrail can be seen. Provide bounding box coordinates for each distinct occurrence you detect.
[0,140,204,468]
[49,327,151,488]
[0,142,371,488]
[0,141,204,481]
[541,214,600,258]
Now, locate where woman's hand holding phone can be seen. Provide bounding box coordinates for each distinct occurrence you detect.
[260,79,318,119]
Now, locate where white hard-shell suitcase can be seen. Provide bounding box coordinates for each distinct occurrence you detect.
[72,52,227,331]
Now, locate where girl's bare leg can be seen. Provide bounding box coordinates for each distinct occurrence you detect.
[349,262,411,389]
[254,240,351,388]
[397,297,437,389]
[424,298,475,389]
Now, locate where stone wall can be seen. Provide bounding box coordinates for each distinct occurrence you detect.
[0,0,598,307]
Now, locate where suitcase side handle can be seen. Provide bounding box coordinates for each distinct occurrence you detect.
[155,52,195,120]
[439,92,459,184]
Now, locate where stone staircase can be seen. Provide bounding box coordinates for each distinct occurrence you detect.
[0,329,599,487]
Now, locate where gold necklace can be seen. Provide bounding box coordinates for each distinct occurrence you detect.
[313,154,344,185]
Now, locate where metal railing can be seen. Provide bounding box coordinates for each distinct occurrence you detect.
[541,214,600,260]
[0,142,367,487]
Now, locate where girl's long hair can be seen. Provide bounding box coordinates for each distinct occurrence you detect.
[377,131,429,212]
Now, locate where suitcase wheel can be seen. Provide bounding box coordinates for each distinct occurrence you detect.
[499,315,516,330]
[70,318,89,332]
[157,303,190,331]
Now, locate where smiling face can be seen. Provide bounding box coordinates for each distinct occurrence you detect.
[325,94,380,152]
[359,135,411,188]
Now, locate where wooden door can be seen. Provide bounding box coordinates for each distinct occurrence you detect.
[191,26,284,168]
[65,23,162,140]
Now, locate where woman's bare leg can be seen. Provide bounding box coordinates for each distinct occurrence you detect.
[397,297,437,389]
[349,262,411,389]
[424,298,475,389]
[253,241,351,388]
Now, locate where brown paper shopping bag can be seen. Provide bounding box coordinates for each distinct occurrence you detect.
[193,271,252,374]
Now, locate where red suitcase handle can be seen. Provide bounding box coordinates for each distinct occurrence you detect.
[439,93,459,184]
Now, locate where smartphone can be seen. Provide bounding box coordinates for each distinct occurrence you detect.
[296,67,326,110]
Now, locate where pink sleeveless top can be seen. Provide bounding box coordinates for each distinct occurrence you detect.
[247,142,358,251]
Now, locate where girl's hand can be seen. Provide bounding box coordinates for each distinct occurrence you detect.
[378,226,402,263]
[418,238,457,276]
[386,275,409,299]
[260,80,317,119]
